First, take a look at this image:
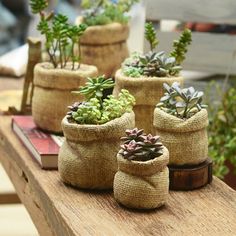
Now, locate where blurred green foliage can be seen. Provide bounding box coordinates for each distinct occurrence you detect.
[206,81,236,179]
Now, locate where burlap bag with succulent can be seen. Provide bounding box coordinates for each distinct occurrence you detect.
[29,0,98,133]
[113,23,192,133]
[58,76,135,189]
[75,0,139,77]
[113,128,169,209]
[154,82,209,165]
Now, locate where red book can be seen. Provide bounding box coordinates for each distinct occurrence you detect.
[11,116,64,169]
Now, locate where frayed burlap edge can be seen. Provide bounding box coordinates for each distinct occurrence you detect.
[76,17,129,45]
[113,69,184,106]
[33,62,98,89]
[62,111,135,142]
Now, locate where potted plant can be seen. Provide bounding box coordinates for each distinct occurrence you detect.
[76,0,139,77]
[113,23,192,133]
[58,75,135,189]
[30,0,98,133]
[113,128,169,209]
[154,82,208,165]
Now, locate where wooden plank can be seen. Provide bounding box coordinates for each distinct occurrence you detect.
[169,158,213,191]
[0,144,54,236]
[0,193,20,204]
[0,116,236,235]
[144,31,236,74]
[146,0,236,24]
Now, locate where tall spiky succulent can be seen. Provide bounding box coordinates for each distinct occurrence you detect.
[119,128,164,161]
[30,0,87,69]
[145,22,159,52]
[30,0,48,14]
[122,22,192,78]
[170,29,192,65]
[157,82,207,119]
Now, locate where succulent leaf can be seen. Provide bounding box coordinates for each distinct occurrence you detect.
[170,28,192,65]
[119,128,164,161]
[157,82,207,119]
[67,76,135,124]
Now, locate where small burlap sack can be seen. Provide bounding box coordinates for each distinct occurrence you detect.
[113,147,169,209]
[153,108,209,165]
[32,62,98,133]
[58,111,135,190]
[76,17,129,77]
[113,69,183,134]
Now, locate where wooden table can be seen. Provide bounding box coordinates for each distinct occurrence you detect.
[0,116,236,236]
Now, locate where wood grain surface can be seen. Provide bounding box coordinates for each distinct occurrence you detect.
[0,116,236,236]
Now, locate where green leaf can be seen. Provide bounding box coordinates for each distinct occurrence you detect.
[145,22,159,51]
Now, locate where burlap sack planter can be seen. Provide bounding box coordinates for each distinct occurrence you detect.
[153,108,209,166]
[113,69,183,134]
[76,17,129,77]
[32,62,98,133]
[58,111,135,190]
[113,147,169,209]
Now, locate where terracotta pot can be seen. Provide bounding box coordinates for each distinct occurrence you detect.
[76,17,129,78]
[114,147,169,209]
[58,111,135,190]
[113,69,184,134]
[32,62,98,133]
[153,108,209,165]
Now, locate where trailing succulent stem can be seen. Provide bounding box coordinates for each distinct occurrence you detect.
[122,22,192,77]
[30,0,87,69]
[119,128,164,161]
[157,82,207,119]
[67,76,135,124]
[81,0,139,26]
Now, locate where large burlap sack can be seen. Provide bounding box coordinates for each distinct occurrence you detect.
[58,111,135,190]
[76,17,129,77]
[113,147,169,209]
[32,62,98,133]
[113,69,183,134]
[153,108,209,165]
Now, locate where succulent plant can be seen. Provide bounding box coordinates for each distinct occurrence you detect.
[70,98,102,124]
[157,82,207,119]
[30,0,87,69]
[120,128,144,144]
[122,22,192,78]
[73,75,114,106]
[141,51,182,77]
[81,0,139,26]
[170,28,192,65]
[67,76,135,124]
[145,22,159,52]
[67,101,85,121]
[119,128,164,161]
